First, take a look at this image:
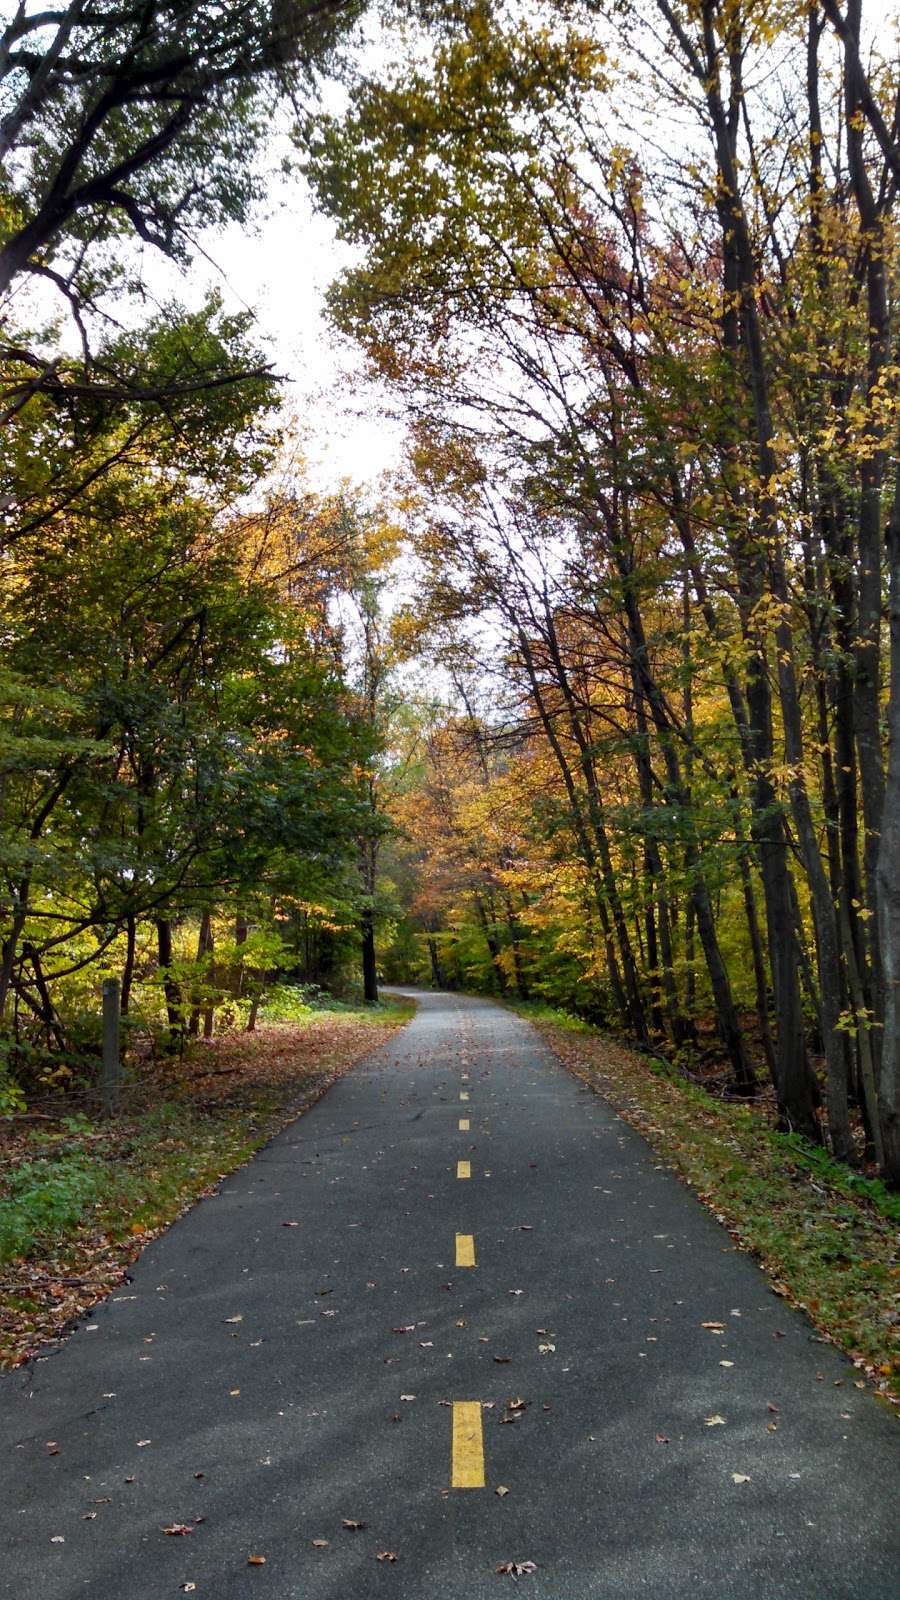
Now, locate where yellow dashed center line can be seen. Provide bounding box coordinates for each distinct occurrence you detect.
[455,1232,476,1267]
[457,1159,471,1179]
[451,1401,485,1488]
[459,1117,470,1130]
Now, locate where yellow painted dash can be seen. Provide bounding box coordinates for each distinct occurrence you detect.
[451,1401,485,1488]
[457,1160,471,1179]
[456,1232,476,1267]
[459,1117,470,1131]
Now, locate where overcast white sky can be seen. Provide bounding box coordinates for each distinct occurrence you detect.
[188,148,406,497]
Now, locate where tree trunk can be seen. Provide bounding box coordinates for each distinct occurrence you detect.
[876,474,900,1183]
[503,894,529,1000]
[0,903,27,1024]
[735,840,776,1079]
[514,624,635,1030]
[361,905,378,1004]
[428,936,444,989]
[693,6,823,1139]
[156,918,182,1045]
[121,914,136,1017]
[189,910,212,1037]
[474,895,507,994]
[843,0,888,1051]
[537,611,649,1041]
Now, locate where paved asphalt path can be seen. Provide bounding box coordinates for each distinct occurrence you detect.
[2,990,898,1599]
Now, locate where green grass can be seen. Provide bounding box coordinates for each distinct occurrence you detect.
[0,1106,263,1268]
[0,1152,107,1263]
[513,1001,900,1405]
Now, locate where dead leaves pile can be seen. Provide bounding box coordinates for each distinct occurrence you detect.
[165,1013,402,1116]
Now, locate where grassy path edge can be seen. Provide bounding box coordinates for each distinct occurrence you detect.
[515,1003,899,1411]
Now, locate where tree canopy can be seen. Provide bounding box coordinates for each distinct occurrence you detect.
[3,0,900,1193]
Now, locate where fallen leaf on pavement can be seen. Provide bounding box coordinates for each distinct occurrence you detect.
[342,1519,367,1531]
[282,1221,299,1228]
[376,1550,398,1562]
[731,1473,751,1484]
[496,1486,510,1497]
[493,1356,512,1364]
[248,1554,266,1565]
[701,1322,725,1332]
[224,1316,243,1324]
[162,1525,193,1536]
[496,1560,537,1578]
[400,1394,416,1402]
[311,1540,329,1548]
[655,1433,670,1444]
[704,1415,726,1427]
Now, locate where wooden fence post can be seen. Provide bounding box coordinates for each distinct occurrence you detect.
[101,977,121,1116]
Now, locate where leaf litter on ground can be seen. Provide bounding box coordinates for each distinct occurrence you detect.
[0,1004,412,1368]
